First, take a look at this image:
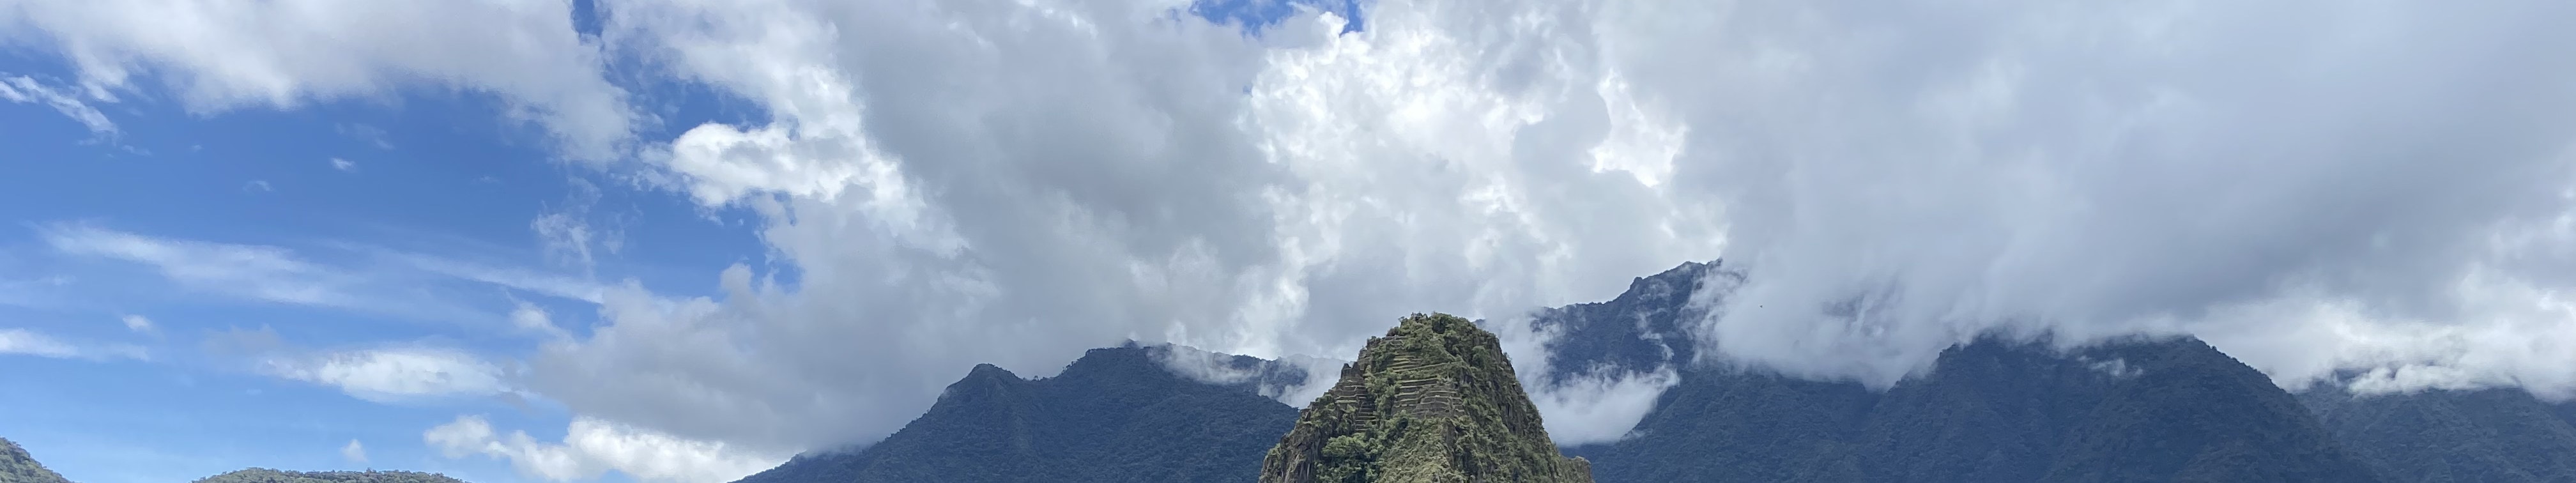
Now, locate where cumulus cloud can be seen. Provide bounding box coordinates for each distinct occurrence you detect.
[424,415,784,483]
[509,0,1722,454]
[0,0,634,158]
[1613,1,2576,395]
[263,346,509,402]
[341,439,367,464]
[18,0,2576,468]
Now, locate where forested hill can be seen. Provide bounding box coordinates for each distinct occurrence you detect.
[732,345,1300,483]
[0,438,72,483]
[190,468,468,483]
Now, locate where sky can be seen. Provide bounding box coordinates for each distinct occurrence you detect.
[3,1,2575,483]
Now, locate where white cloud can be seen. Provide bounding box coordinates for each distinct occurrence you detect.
[330,157,356,172]
[15,0,2576,466]
[38,224,610,325]
[0,73,116,134]
[1488,314,1680,445]
[424,415,783,483]
[265,346,507,402]
[341,439,367,464]
[0,0,634,158]
[243,180,273,192]
[41,222,365,307]
[119,314,155,335]
[0,328,81,358]
[0,327,148,360]
[511,302,570,341]
[521,0,1724,452]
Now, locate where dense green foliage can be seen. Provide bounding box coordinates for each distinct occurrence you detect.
[732,346,1299,483]
[1259,313,1591,483]
[2303,388,2576,482]
[0,438,73,483]
[190,468,467,483]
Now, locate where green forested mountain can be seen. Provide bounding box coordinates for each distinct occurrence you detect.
[190,468,468,483]
[4,440,463,483]
[1258,314,1591,483]
[0,438,72,483]
[732,345,1300,483]
[2302,388,2576,482]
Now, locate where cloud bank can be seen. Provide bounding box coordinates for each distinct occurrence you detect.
[12,0,2576,480]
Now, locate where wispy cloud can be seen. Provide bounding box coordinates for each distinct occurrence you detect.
[330,157,357,172]
[36,223,610,326]
[40,222,363,308]
[0,328,148,361]
[0,73,115,135]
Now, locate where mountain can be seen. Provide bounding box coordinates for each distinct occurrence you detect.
[2301,388,2576,482]
[6,436,469,483]
[1257,313,1591,483]
[1552,261,2384,483]
[0,438,72,483]
[732,344,1300,483]
[192,468,468,483]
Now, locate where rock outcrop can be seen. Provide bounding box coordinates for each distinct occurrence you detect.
[1258,313,1592,483]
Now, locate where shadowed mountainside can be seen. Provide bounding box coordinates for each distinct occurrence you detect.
[732,345,1300,483]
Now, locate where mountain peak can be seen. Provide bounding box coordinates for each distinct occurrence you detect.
[1258,313,1593,483]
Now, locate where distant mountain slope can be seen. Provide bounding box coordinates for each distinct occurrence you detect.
[1258,313,1591,483]
[2302,388,2576,482]
[0,438,73,483]
[192,468,468,483]
[1554,262,2382,483]
[1565,337,2382,483]
[732,345,1300,483]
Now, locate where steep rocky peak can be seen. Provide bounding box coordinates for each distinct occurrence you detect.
[1259,313,1593,483]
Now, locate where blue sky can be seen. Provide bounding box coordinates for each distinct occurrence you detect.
[8,1,2576,483]
[0,2,1367,482]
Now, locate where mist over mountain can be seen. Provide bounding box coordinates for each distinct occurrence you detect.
[721,261,2576,483]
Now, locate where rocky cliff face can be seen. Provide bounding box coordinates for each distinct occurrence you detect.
[1259,313,1592,483]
